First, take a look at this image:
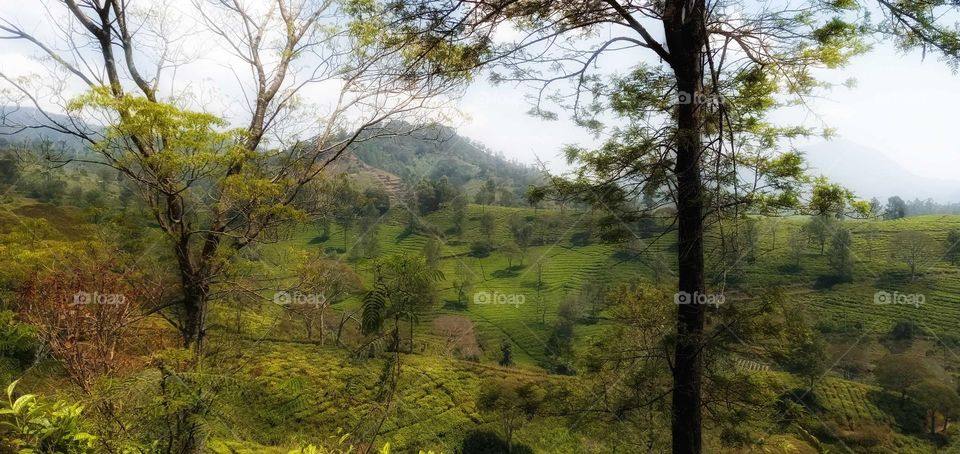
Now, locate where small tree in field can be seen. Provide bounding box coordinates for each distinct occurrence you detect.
[479,213,496,241]
[778,307,827,392]
[804,215,836,256]
[499,340,513,367]
[944,229,960,266]
[875,354,932,405]
[361,255,444,353]
[787,229,806,270]
[453,262,474,310]
[501,243,522,269]
[284,256,362,344]
[477,379,544,454]
[909,379,960,435]
[828,228,854,281]
[889,231,939,280]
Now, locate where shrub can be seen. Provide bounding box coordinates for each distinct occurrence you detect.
[0,379,96,453]
[469,240,493,258]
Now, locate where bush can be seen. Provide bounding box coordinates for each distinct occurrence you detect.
[459,431,534,454]
[469,240,493,258]
[0,379,96,453]
[889,320,920,340]
[0,310,36,369]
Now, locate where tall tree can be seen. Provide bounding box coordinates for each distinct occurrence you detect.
[885,195,908,219]
[0,0,468,353]
[390,1,960,452]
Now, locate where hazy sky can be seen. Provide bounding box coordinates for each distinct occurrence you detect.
[2,2,960,183]
[458,43,960,181]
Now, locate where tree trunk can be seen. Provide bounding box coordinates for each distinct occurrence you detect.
[319,310,325,346]
[175,242,208,354]
[409,318,415,354]
[181,288,207,354]
[663,1,707,453]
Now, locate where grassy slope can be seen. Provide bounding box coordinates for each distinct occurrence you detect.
[6,192,960,452]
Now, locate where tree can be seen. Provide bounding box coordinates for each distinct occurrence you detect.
[18,247,157,393]
[875,354,932,405]
[885,196,907,220]
[501,243,522,269]
[453,261,475,309]
[869,197,882,217]
[945,229,960,266]
[497,187,516,207]
[475,178,497,207]
[361,255,444,353]
[422,238,442,269]
[778,305,827,392]
[0,153,18,186]
[284,256,362,344]
[385,0,960,451]
[479,212,495,241]
[508,214,534,259]
[451,195,468,235]
[0,0,467,354]
[889,231,938,279]
[787,229,806,270]
[828,228,854,281]
[804,215,837,256]
[766,218,781,251]
[499,340,513,367]
[353,202,383,259]
[331,176,364,249]
[477,379,544,454]
[909,379,960,435]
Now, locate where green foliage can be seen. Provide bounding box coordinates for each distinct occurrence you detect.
[777,305,827,391]
[361,254,444,351]
[498,340,513,367]
[476,378,544,451]
[885,196,907,220]
[828,227,854,280]
[875,354,931,401]
[908,379,960,434]
[0,311,35,382]
[0,379,96,453]
[945,229,960,265]
[478,213,495,240]
[804,214,837,255]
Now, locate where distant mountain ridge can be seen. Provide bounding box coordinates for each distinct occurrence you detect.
[802,139,960,203]
[348,124,542,194]
[2,107,540,197]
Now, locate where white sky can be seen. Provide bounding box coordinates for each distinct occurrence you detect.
[457,43,960,181]
[2,2,960,183]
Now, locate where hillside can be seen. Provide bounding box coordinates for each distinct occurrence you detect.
[348,125,542,197]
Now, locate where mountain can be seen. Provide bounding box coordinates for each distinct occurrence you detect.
[801,139,960,203]
[2,108,541,196]
[0,106,88,151]
[348,125,542,192]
